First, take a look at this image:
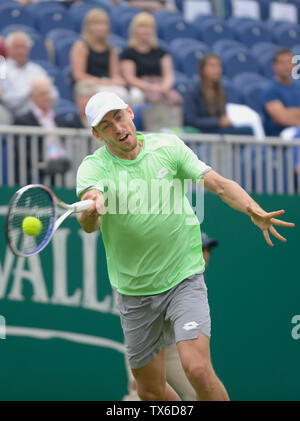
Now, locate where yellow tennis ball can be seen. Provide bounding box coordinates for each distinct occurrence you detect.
[22,216,42,237]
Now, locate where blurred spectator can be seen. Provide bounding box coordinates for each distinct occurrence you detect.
[14,76,71,177]
[71,80,100,128]
[120,12,183,106]
[0,87,13,125]
[70,9,131,104]
[0,37,6,58]
[262,48,300,139]
[1,31,59,118]
[184,54,265,139]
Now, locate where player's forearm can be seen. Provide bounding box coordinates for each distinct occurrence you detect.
[77,213,101,233]
[219,179,264,216]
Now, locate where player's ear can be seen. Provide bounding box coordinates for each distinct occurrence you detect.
[92,127,103,141]
[126,105,134,120]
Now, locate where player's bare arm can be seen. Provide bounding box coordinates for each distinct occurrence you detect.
[77,189,104,233]
[203,170,295,246]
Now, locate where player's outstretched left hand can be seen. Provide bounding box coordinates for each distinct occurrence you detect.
[246,206,295,247]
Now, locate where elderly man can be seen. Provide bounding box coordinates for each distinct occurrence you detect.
[14,76,70,179]
[1,31,58,117]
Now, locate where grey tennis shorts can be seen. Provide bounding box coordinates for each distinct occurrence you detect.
[115,272,211,369]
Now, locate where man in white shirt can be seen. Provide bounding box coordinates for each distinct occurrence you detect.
[1,31,59,117]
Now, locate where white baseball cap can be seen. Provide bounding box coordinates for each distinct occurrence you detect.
[85,91,128,127]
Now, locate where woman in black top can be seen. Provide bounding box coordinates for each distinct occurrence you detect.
[120,12,182,105]
[70,9,129,102]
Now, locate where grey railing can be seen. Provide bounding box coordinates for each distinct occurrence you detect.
[1,125,300,194]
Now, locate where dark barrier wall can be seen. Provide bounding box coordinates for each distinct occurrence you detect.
[0,187,299,401]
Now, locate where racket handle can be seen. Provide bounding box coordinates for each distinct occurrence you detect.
[72,200,94,213]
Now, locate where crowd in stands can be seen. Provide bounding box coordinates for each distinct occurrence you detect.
[0,0,299,184]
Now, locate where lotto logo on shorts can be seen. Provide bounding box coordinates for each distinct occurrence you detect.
[183,321,200,331]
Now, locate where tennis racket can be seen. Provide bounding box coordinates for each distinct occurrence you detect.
[6,184,94,257]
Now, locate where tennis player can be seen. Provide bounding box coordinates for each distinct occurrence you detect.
[76,92,294,401]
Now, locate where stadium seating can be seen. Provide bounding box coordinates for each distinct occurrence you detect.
[220,47,261,78]
[180,44,209,77]
[222,77,242,103]
[271,21,300,47]
[170,39,208,72]
[0,3,34,31]
[160,16,197,42]
[34,8,76,36]
[239,80,268,113]
[174,71,189,97]
[212,39,245,55]
[194,19,234,45]
[233,20,273,47]
[53,36,79,68]
[1,24,39,39]
[68,2,99,33]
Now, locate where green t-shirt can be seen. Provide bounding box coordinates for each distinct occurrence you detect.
[76,132,211,296]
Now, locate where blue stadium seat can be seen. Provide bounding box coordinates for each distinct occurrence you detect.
[255,49,277,78]
[160,16,197,42]
[68,2,105,33]
[109,34,127,56]
[174,71,189,96]
[0,3,34,31]
[1,24,38,39]
[27,1,65,16]
[272,22,300,47]
[180,44,209,77]
[220,47,261,78]
[34,9,75,36]
[239,80,268,113]
[170,40,207,72]
[195,19,234,46]
[33,60,72,100]
[54,37,78,68]
[29,33,49,61]
[119,9,143,39]
[251,41,280,58]
[154,10,183,39]
[83,0,111,12]
[54,98,78,119]
[212,39,245,55]
[46,28,79,45]
[222,78,242,103]
[232,72,268,92]
[292,43,300,55]
[233,20,273,47]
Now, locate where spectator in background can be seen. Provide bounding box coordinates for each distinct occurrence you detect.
[1,31,59,118]
[71,80,101,128]
[261,48,300,141]
[14,76,71,178]
[120,12,183,106]
[70,9,132,104]
[0,36,6,58]
[183,54,265,140]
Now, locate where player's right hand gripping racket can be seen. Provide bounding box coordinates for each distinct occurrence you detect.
[6,184,94,257]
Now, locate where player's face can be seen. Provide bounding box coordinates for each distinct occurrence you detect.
[93,107,138,159]
[273,53,294,80]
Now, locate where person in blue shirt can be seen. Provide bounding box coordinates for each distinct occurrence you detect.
[261,48,300,138]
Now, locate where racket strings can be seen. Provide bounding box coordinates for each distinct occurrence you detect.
[7,187,55,255]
